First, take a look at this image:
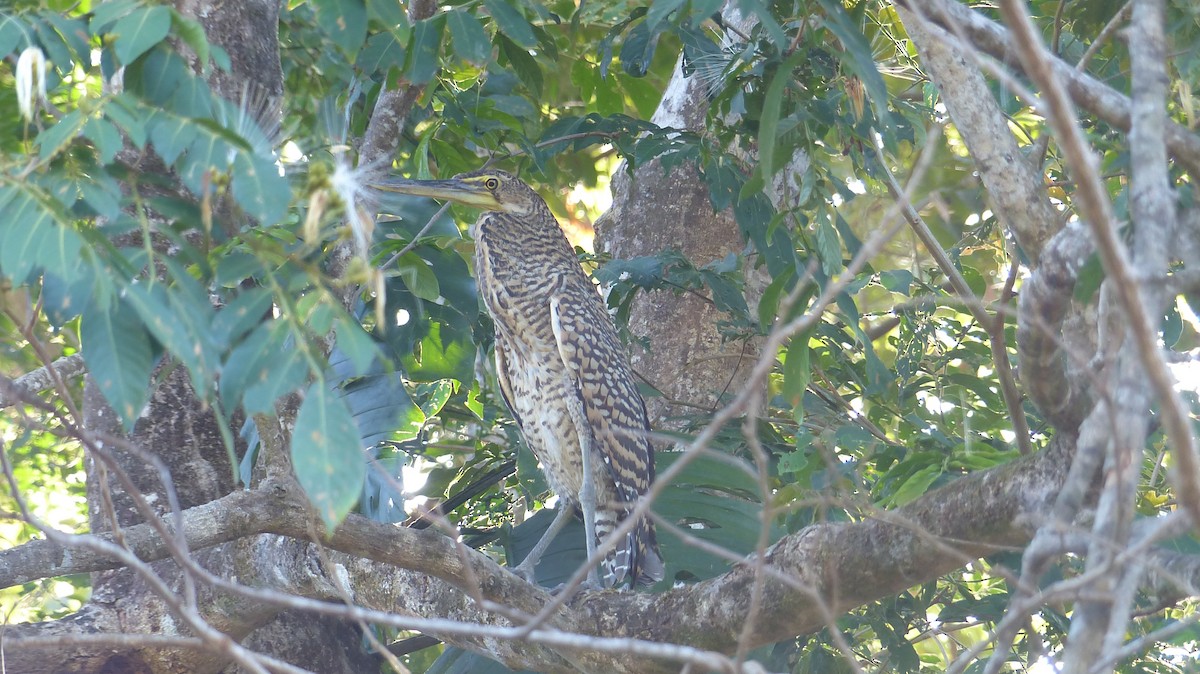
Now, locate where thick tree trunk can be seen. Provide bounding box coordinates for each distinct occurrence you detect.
[595,57,758,433]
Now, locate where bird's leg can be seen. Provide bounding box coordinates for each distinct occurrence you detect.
[511,505,573,585]
[578,442,602,588]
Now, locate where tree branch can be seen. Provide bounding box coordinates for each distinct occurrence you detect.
[0,353,86,409]
[4,432,1083,672]
[897,4,1062,263]
[917,0,1200,178]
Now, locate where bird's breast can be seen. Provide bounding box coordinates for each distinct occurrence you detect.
[473,219,570,335]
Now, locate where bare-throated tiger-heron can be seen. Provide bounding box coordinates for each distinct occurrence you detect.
[375,168,664,589]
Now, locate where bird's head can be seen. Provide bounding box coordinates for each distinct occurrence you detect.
[373,168,543,217]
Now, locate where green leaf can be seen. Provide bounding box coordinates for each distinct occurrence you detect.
[148,112,197,164]
[497,34,542,97]
[42,263,99,326]
[395,251,440,301]
[32,17,72,71]
[358,32,404,75]
[44,14,90,65]
[1163,302,1183,348]
[215,252,260,287]
[178,124,235,194]
[219,320,279,411]
[646,0,685,30]
[368,0,407,28]
[112,6,171,65]
[880,269,913,294]
[123,282,217,394]
[403,322,476,383]
[231,151,289,224]
[597,8,645,79]
[313,0,367,60]
[778,446,810,475]
[90,0,139,33]
[1073,253,1104,302]
[132,46,187,105]
[736,0,788,48]
[169,11,210,68]
[484,0,536,48]
[815,217,843,276]
[782,336,811,417]
[700,268,750,319]
[886,464,942,507]
[336,369,423,445]
[757,50,804,184]
[79,174,123,218]
[84,116,123,165]
[242,343,311,415]
[415,379,454,419]
[0,185,83,286]
[405,16,443,84]
[814,0,891,126]
[334,315,381,377]
[37,110,86,162]
[220,319,313,415]
[619,20,658,77]
[0,15,29,58]
[447,9,490,64]
[82,298,154,431]
[292,380,365,533]
[654,451,783,582]
[106,93,149,148]
[210,288,273,346]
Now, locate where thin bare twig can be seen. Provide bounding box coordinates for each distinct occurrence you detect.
[999,0,1199,524]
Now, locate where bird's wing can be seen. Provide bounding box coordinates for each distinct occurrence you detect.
[547,291,652,506]
[549,289,663,586]
[492,334,524,428]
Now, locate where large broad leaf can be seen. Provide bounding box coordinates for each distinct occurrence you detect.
[433,449,781,672]
[483,0,536,48]
[329,355,424,448]
[111,5,171,65]
[404,16,443,84]
[446,9,490,65]
[244,346,311,416]
[292,380,366,533]
[123,280,219,397]
[654,451,784,582]
[81,297,155,431]
[230,150,289,225]
[503,452,782,583]
[0,184,83,287]
[313,0,367,60]
[42,264,99,327]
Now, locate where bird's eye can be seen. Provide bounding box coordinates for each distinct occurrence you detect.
[484,177,499,190]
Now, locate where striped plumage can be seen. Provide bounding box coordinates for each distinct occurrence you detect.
[375,169,664,588]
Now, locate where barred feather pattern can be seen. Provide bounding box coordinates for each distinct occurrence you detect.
[471,171,664,588]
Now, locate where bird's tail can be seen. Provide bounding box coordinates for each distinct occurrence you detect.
[600,511,664,589]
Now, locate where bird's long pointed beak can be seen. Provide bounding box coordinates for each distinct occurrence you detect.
[373,177,502,210]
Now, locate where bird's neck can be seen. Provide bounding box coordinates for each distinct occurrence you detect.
[475,210,579,273]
